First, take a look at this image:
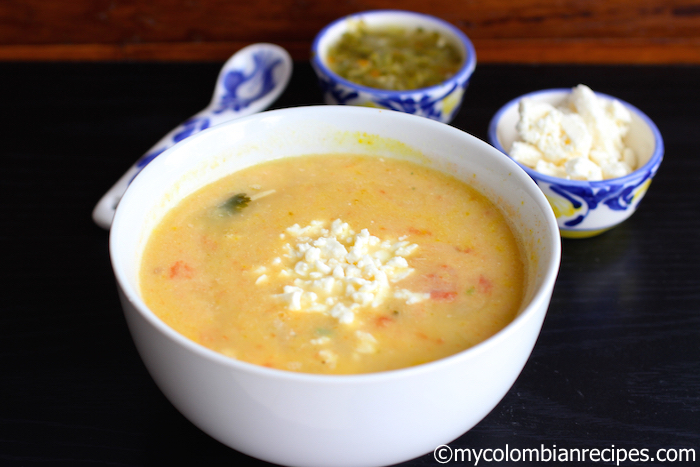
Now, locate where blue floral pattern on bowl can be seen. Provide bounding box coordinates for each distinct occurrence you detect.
[532,165,657,235]
[548,173,653,227]
[314,70,468,122]
[311,10,476,124]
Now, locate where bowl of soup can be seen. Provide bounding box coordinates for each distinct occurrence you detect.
[311,10,476,123]
[488,85,664,238]
[110,106,560,466]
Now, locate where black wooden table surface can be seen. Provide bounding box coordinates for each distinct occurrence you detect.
[2,61,699,466]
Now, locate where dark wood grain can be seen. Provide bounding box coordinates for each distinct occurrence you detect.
[1,62,698,465]
[1,0,699,63]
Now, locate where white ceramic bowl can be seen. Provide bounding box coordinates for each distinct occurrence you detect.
[311,10,476,123]
[488,89,664,238]
[110,106,560,467]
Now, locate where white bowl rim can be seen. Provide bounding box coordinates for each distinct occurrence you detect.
[111,105,560,385]
[310,9,477,95]
[487,88,665,186]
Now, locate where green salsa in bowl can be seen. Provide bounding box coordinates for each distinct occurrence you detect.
[328,23,463,91]
[311,10,477,123]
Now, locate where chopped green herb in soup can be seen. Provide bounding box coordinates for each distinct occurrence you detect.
[327,23,463,91]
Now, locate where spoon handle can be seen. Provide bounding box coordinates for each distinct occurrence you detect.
[91,108,221,230]
[92,43,292,230]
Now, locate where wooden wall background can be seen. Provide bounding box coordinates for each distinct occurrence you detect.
[1,0,699,63]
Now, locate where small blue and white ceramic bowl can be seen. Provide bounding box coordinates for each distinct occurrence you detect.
[488,89,664,239]
[311,10,476,124]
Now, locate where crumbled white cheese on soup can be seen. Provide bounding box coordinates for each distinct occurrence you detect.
[258,219,428,324]
[509,84,637,181]
[317,349,338,369]
[355,330,378,354]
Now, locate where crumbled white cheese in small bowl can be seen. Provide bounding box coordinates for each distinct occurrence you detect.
[488,85,664,238]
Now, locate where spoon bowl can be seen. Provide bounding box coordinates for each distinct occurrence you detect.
[92,43,292,229]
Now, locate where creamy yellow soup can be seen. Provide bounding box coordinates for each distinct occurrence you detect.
[140,154,525,375]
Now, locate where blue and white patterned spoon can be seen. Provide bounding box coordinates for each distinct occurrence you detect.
[92,43,293,229]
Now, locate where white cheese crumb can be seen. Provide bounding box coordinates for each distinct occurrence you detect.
[268,219,425,324]
[250,189,276,201]
[255,274,268,285]
[318,349,338,368]
[394,289,431,305]
[355,331,378,354]
[565,157,603,181]
[535,160,567,178]
[509,84,637,180]
[602,160,633,179]
[510,141,545,168]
